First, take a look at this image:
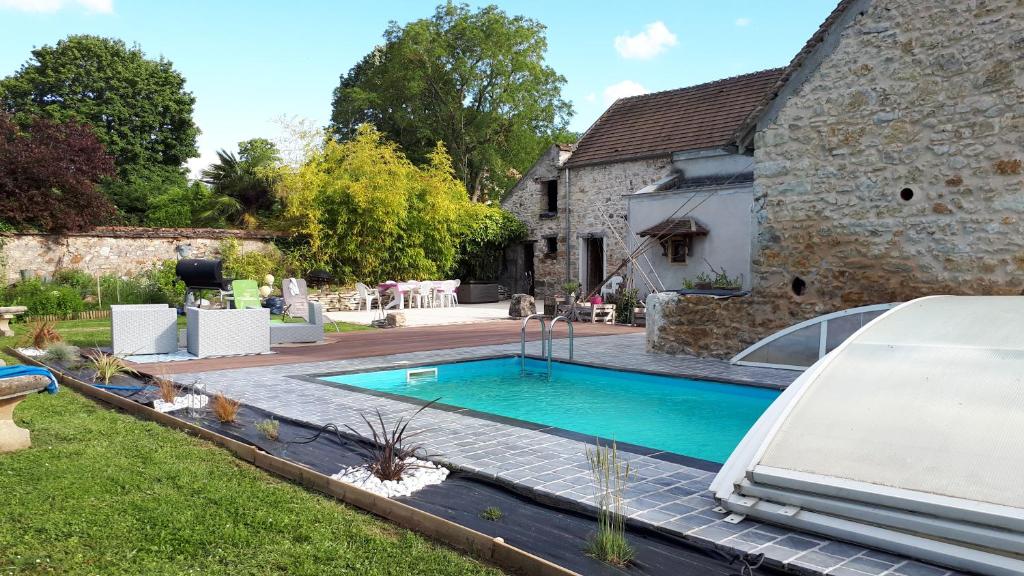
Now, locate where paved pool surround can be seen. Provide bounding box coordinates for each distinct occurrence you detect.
[170,333,961,576]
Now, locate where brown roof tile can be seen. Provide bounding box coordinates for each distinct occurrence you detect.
[565,68,785,168]
[637,217,709,238]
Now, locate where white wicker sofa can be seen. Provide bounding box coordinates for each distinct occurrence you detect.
[270,302,325,345]
[111,304,178,355]
[185,307,270,358]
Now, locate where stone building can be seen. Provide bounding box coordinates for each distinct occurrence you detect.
[502,70,783,300]
[648,0,1024,358]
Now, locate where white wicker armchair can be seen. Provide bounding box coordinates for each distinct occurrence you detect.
[185,307,270,358]
[270,302,325,345]
[111,304,178,355]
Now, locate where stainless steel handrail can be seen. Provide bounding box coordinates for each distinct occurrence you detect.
[520,314,548,373]
[546,315,574,376]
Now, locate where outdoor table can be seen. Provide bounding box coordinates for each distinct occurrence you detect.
[0,306,27,337]
[379,282,417,310]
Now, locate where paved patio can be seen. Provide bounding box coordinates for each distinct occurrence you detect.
[326,300,512,326]
[167,334,959,576]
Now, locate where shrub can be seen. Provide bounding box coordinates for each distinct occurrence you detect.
[280,126,469,283]
[5,279,84,317]
[145,260,186,306]
[453,206,526,282]
[210,393,241,423]
[219,238,286,282]
[586,440,634,566]
[53,269,96,295]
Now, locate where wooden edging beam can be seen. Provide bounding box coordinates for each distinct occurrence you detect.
[7,348,577,576]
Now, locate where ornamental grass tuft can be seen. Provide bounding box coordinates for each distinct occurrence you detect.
[586,439,635,566]
[210,393,241,424]
[344,399,439,482]
[87,351,136,384]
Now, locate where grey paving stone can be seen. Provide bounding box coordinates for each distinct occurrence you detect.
[775,535,824,552]
[891,562,949,576]
[791,550,846,570]
[841,556,896,574]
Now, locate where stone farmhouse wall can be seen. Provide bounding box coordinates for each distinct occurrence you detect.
[3,227,278,285]
[649,0,1024,357]
[505,155,671,299]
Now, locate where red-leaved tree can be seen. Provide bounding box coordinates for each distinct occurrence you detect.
[0,112,116,233]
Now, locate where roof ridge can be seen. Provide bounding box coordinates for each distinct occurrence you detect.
[615,67,787,103]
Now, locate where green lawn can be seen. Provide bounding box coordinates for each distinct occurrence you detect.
[0,315,371,364]
[0,389,500,576]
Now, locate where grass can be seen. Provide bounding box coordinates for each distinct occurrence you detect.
[0,316,372,364]
[0,389,501,576]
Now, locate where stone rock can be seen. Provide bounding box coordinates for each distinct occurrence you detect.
[384,312,406,328]
[507,294,536,318]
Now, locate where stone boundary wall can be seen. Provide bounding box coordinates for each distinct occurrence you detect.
[2,227,280,284]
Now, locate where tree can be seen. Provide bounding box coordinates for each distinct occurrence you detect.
[200,138,282,228]
[0,112,116,233]
[330,2,573,201]
[0,35,199,217]
[281,125,468,282]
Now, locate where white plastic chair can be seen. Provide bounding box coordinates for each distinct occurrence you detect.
[601,275,624,299]
[436,279,460,307]
[412,281,434,308]
[355,282,380,311]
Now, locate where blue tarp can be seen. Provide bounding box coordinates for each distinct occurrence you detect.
[0,365,58,394]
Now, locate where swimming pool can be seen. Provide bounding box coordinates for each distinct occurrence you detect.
[319,357,779,463]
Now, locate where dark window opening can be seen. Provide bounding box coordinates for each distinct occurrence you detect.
[792,276,807,296]
[669,238,690,263]
[900,187,914,201]
[544,180,558,214]
[545,237,557,255]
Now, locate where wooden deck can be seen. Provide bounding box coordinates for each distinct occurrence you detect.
[146,320,643,374]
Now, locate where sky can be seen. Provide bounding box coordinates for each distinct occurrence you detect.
[0,0,837,177]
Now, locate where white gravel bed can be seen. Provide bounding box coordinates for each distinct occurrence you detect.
[331,457,449,498]
[153,394,209,413]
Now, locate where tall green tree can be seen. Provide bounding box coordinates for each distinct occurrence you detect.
[201,138,282,228]
[330,2,573,201]
[0,35,199,218]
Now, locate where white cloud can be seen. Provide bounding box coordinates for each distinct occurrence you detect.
[584,92,596,103]
[0,0,112,12]
[735,17,752,27]
[613,21,677,60]
[603,80,647,106]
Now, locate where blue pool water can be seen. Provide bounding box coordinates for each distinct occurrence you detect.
[320,357,779,463]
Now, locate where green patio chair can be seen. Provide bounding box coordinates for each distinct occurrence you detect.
[230,279,262,310]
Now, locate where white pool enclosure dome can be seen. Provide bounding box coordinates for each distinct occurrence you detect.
[712,296,1024,575]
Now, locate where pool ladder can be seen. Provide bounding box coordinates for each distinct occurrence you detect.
[520,314,574,377]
